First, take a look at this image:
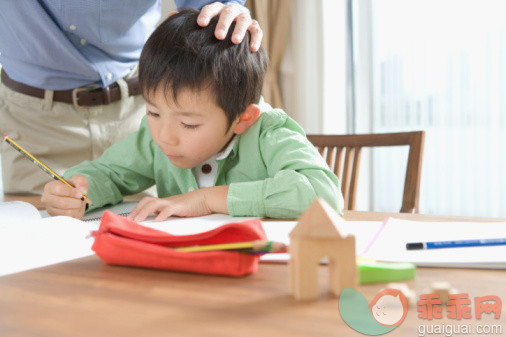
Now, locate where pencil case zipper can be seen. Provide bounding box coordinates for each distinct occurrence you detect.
[90,222,262,248]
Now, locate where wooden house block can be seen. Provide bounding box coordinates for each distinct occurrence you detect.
[289,198,358,300]
[429,281,459,303]
[386,282,417,305]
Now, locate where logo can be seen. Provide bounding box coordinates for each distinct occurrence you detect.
[339,288,408,335]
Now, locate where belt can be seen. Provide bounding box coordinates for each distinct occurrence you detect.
[1,68,141,108]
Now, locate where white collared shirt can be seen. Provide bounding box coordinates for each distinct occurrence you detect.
[193,136,237,190]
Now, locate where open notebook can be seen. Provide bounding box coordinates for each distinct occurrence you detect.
[37,202,138,223]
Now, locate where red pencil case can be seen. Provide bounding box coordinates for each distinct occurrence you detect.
[91,211,267,277]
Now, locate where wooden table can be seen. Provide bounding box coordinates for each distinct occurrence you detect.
[1,195,505,336]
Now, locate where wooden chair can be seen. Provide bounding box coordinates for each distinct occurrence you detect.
[307,131,425,213]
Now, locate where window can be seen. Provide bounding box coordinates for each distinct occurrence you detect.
[353,0,506,216]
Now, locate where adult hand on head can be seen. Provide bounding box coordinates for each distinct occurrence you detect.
[197,2,263,52]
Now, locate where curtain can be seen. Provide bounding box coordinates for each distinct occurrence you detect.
[353,0,506,216]
[246,0,292,109]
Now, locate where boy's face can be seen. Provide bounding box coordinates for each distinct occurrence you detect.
[144,86,238,169]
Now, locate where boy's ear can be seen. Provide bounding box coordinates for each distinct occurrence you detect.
[233,104,261,135]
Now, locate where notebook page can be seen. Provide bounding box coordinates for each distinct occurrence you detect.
[365,218,506,268]
[81,202,138,223]
[0,201,42,225]
[139,214,258,234]
[0,216,97,276]
[259,220,385,262]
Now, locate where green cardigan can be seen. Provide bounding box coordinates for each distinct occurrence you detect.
[65,103,344,218]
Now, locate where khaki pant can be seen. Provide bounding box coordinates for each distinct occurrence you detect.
[0,80,146,195]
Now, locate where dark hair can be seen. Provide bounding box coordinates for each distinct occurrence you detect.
[139,9,269,129]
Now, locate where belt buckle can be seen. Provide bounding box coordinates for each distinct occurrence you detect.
[72,87,88,109]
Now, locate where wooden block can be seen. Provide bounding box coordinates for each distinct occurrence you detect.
[430,281,451,303]
[386,282,416,305]
[289,199,358,301]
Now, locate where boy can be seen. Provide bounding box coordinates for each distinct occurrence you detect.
[42,9,344,220]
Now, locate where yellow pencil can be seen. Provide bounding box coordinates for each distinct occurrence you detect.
[2,135,89,201]
[173,240,286,253]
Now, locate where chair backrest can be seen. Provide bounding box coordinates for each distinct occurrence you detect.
[306,131,425,213]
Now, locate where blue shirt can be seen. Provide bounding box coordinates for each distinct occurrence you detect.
[0,0,245,90]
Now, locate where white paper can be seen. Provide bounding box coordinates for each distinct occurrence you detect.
[139,213,258,233]
[0,201,42,225]
[0,215,97,276]
[258,220,385,262]
[365,218,506,268]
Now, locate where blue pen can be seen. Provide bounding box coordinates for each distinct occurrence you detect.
[406,238,506,250]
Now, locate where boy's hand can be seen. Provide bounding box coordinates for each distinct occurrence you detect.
[197,2,263,52]
[128,186,229,222]
[41,174,90,219]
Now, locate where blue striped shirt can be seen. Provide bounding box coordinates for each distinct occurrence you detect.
[0,0,245,90]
